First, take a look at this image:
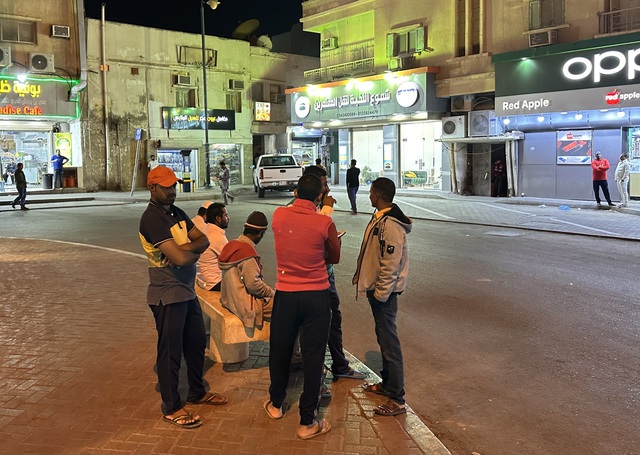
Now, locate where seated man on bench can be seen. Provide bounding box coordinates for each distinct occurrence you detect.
[219,211,275,330]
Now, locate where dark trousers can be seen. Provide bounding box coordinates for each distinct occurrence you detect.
[327,272,349,374]
[54,169,64,188]
[269,289,331,425]
[347,186,359,213]
[150,299,207,415]
[13,186,26,207]
[593,179,612,204]
[368,292,405,405]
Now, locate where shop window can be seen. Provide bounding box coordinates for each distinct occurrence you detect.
[529,0,564,30]
[0,18,36,44]
[176,88,196,108]
[226,91,242,113]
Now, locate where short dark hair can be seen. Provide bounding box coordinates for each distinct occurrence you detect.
[303,165,327,178]
[205,203,226,223]
[315,158,322,164]
[371,177,395,203]
[197,206,208,216]
[297,174,323,201]
[219,161,226,166]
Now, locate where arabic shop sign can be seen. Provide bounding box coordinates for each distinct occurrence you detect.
[0,76,79,119]
[290,74,428,123]
[162,107,236,130]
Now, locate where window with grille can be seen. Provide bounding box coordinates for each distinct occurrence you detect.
[529,0,565,30]
[226,92,242,113]
[0,18,36,44]
[176,88,196,108]
[386,27,425,58]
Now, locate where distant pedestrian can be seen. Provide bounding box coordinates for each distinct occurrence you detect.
[11,163,28,210]
[139,166,227,430]
[354,177,412,417]
[266,174,340,440]
[492,159,507,197]
[148,154,159,170]
[217,161,234,204]
[3,158,15,184]
[315,158,325,170]
[51,149,69,189]
[346,159,360,214]
[615,154,631,208]
[591,151,614,207]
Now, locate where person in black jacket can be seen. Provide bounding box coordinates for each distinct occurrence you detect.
[346,159,360,214]
[11,163,28,210]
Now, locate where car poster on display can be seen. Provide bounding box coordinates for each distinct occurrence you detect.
[556,130,592,165]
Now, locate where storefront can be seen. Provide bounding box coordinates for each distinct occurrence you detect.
[161,107,239,189]
[287,67,448,189]
[0,75,80,191]
[493,32,640,201]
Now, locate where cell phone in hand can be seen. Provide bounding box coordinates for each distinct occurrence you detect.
[337,230,346,238]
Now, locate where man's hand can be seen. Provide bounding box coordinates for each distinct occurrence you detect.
[322,192,336,207]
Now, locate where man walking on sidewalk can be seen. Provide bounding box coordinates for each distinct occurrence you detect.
[346,159,360,214]
[354,177,412,417]
[139,166,227,430]
[591,151,614,207]
[11,163,28,210]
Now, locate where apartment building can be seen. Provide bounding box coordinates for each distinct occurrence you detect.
[294,0,640,200]
[0,0,84,190]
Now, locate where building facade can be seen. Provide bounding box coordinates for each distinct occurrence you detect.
[295,0,640,200]
[0,0,84,190]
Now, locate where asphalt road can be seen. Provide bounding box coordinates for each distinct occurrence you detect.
[2,193,638,455]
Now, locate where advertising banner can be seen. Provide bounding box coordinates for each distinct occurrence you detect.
[255,102,271,121]
[556,130,592,165]
[0,76,79,119]
[162,107,235,130]
[54,132,74,166]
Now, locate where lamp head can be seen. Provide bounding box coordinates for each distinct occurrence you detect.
[205,0,221,9]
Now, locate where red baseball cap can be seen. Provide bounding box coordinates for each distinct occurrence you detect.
[148,166,183,186]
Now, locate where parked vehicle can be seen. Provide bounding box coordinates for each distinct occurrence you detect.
[252,154,303,198]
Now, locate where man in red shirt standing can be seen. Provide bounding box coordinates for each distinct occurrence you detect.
[591,151,614,207]
[264,174,341,440]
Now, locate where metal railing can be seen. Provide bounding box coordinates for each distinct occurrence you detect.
[304,57,375,84]
[599,5,640,34]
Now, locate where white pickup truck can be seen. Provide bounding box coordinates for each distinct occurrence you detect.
[253,154,303,198]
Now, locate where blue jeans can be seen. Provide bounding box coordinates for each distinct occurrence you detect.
[347,186,359,213]
[13,186,26,207]
[54,169,64,188]
[269,289,331,425]
[150,299,207,415]
[368,292,405,404]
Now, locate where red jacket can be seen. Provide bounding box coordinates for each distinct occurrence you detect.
[591,158,610,181]
[272,199,340,292]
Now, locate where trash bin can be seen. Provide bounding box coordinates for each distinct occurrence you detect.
[43,173,53,189]
[182,179,191,193]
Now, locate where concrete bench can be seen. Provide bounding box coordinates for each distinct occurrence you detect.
[195,287,270,363]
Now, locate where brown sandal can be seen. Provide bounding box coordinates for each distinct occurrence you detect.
[374,400,407,416]
[187,391,228,405]
[361,382,391,397]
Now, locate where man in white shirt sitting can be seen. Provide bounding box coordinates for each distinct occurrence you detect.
[195,203,229,291]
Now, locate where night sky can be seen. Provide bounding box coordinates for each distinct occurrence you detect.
[84,0,303,39]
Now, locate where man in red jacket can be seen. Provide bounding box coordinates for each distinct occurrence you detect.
[265,174,340,440]
[591,151,614,207]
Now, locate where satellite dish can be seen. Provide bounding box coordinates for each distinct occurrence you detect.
[232,19,260,41]
[256,35,273,51]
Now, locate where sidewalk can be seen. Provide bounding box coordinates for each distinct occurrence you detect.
[0,238,450,455]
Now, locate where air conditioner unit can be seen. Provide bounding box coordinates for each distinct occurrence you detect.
[270,93,286,104]
[322,136,335,146]
[387,56,415,71]
[175,74,192,86]
[321,37,338,51]
[528,30,558,48]
[29,53,55,72]
[468,110,505,137]
[441,115,466,139]
[51,25,70,38]
[0,45,11,67]
[451,95,474,112]
[229,79,245,90]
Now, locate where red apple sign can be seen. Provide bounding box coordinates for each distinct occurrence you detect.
[606,89,620,105]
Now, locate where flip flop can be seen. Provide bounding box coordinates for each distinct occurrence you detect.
[333,368,366,380]
[187,391,228,406]
[361,382,391,397]
[263,400,283,420]
[374,400,407,417]
[162,413,203,429]
[296,418,332,440]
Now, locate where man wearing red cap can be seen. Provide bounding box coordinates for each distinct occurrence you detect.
[139,166,228,430]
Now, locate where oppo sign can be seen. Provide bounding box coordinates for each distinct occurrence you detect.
[563,48,640,83]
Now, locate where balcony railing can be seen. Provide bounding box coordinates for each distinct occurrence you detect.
[599,5,640,34]
[304,57,375,84]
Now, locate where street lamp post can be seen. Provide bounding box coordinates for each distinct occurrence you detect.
[200,0,220,188]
